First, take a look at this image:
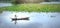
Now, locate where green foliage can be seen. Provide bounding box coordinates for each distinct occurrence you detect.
[0,4,60,12]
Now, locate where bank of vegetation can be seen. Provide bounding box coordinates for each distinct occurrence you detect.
[0,4,60,12]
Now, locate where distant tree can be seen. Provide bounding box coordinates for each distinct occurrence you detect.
[45,0,50,2]
[12,0,45,4]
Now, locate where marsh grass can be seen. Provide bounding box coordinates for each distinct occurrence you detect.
[0,4,60,12]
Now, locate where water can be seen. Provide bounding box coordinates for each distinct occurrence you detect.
[0,11,60,28]
[0,3,12,7]
[40,2,60,4]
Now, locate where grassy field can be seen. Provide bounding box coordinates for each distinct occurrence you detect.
[0,4,60,12]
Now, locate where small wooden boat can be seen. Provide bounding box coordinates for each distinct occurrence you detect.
[12,17,29,21]
[11,15,29,24]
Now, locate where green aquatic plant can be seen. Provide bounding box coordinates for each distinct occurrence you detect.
[0,4,60,12]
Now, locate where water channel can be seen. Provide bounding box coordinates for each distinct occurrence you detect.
[0,11,60,28]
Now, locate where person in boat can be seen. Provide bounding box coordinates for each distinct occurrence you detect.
[11,15,29,24]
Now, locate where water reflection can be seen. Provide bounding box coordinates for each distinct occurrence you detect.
[0,11,60,28]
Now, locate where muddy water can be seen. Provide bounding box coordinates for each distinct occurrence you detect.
[0,11,60,28]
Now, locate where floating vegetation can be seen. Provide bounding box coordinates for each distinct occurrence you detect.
[0,4,60,12]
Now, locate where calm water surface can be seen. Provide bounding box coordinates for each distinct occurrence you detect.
[0,3,12,7]
[0,11,60,28]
